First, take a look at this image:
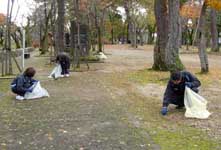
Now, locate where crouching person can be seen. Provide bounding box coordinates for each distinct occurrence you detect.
[56,52,70,77]
[11,67,37,100]
[161,71,201,115]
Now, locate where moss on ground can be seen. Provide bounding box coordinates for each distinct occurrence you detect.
[128,69,170,85]
[150,128,219,150]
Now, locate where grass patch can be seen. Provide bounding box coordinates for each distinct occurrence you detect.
[121,92,220,150]
[128,68,221,87]
[80,55,100,62]
[0,79,11,93]
[150,127,219,150]
[128,69,170,85]
[196,69,221,86]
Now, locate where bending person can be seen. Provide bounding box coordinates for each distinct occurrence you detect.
[11,67,37,100]
[161,71,201,115]
[56,52,70,77]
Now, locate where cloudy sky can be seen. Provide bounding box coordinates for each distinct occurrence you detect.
[0,0,35,26]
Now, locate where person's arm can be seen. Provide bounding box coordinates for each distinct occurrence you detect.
[163,81,173,107]
[185,72,201,88]
[161,82,174,115]
[16,76,29,92]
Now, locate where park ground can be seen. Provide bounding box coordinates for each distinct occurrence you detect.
[0,45,221,150]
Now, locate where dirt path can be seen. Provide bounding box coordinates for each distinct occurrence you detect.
[0,45,221,150]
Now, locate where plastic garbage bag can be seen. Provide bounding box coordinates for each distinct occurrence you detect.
[184,87,211,119]
[97,52,107,60]
[48,64,62,79]
[24,81,49,100]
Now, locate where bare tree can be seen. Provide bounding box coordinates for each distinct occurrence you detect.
[123,0,132,44]
[55,0,65,54]
[210,9,219,52]
[165,0,184,71]
[3,0,15,75]
[152,0,168,71]
[197,3,209,72]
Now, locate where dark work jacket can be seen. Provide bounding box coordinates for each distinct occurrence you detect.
[11,74,35,94]
[163,71,201,107]
[56,52,70,69]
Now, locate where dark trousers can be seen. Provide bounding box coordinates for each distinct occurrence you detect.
[170,95,185,107]
[61,62,69,75]
[11,88,25,96]
[170,88,199,107]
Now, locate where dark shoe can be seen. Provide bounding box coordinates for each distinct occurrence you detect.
[176,105,184,109]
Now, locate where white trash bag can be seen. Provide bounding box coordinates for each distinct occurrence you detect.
[97,52,107,60]
[24,81,50,100]
[184,87,211,119]
[48,64,62,79]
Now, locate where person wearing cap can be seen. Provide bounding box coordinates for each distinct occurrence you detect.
[161,71,201,115]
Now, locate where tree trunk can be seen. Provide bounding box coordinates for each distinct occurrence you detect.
[210,9,219,52]
[25,18,32,47]
[122,22,126,44]
[51,0,56,58]
[40,1,53,54]
[124,0,132,44]
[187,28,194,45]
[94,6,103,52]
[4,0,14,75]
[11,33,21,48]
[70,21,75,58]
[39,23,43,50]
[131,23,137,48]
[55,0,65,54]
[111,28,114,44]
[109,13,114,44]
[140,31,144,46]
[0,29,4,47]
[41,28,49,54]
[165,0,184,72]
[97,26,102,52]
[147,31,154,44]
[152,0,168,71]
[198,4,209,73]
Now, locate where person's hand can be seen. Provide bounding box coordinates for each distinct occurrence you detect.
[185,82,192,88]
[161,107,168,116]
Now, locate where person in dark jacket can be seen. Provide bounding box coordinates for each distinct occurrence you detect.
[56,52,70,77]
[11,67,37,100]
[161,71,201,115]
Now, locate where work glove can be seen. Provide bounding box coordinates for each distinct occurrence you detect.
[161,107,168,116]
[185,82,192,88]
